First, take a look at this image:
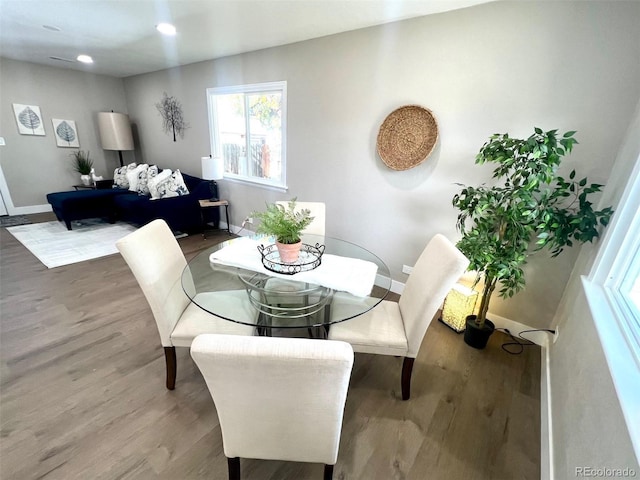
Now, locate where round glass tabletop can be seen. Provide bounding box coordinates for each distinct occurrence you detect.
[182,234,391,329]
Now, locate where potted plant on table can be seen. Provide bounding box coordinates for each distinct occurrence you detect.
[252,198,314,263]
[71,150,94,186]
[452,128,613,349]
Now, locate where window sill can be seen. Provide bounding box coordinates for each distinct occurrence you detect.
[582,275,640,461]
[222,176,288,193]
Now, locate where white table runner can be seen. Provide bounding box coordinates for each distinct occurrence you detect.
[209,237,378,297]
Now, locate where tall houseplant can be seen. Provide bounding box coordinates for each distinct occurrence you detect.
[453,128,613,348]
[252,198,314,262]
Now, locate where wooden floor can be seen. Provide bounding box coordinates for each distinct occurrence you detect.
[0,214,541,480]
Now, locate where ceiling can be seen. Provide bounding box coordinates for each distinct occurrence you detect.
[0,0,492,78]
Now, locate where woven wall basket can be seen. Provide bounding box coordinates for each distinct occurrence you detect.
[376,105,439,171]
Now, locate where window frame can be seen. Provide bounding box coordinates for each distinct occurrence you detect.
[206,81,288,191]
[583,152,640,460]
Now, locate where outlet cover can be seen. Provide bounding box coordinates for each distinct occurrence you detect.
[402,265,413,275]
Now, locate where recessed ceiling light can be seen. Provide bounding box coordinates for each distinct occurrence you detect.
[77,55,94,64]
[42,24,62,32]
[156,23,176,36]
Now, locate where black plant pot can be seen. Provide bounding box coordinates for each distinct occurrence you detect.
[463,315,495,350]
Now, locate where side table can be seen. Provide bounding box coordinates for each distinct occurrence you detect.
[199,199,231,237]
[72,180,114,190]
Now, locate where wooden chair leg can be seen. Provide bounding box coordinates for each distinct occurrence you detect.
[401,357,415,401]
[164,346,177,390]
[227,457,240,480]
[324,464,334,480]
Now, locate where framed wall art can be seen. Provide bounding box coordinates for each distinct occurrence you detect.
[12,104,46,136]
[52,118,79,147]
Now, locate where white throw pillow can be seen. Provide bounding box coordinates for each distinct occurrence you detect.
[126,164,148,193]
[113,163,137,189]
[136,164,158,196]
[148,169,172,200]
[157,169,190,199]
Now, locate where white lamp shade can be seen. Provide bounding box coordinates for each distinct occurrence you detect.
[201,156,224,180]
[98,112,134,151]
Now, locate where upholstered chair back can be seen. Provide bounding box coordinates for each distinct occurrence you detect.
[276,201,326,236]
[399,234,470,357]
[116,219,190,346]
[191,334,354,466]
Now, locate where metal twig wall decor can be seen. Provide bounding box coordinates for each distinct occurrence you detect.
[155,92,189,141]
[376,105,438,171]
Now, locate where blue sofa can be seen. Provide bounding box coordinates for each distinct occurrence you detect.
[47,172,219,233]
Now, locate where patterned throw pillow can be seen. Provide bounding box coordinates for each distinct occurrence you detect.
[156,169,190,199]
[126,164,148,192]
[148,169,173,200]
[113,163,137,189]
[136,165,159,196]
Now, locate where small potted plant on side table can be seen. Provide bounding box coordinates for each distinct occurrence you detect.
[71,150,94,186]
[453,128,613,349]
[252,198,314,263]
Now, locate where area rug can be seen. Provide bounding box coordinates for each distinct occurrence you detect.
[0,215,31,228]
[7,220,137,268]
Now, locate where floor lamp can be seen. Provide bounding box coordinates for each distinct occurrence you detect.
[98,112,134,167]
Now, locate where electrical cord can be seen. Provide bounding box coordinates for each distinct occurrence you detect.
[496,328,556,355]
[234,217,252,236]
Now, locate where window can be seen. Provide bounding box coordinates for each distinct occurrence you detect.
[207,81,287,190]
[583,153,640,460]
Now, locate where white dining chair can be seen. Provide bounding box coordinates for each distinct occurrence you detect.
[328,234,469,400]
[276,200,326,235]
[116,219,255,390]
[191,334,354,480]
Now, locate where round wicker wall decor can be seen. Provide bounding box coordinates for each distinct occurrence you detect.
[376,105,438,171]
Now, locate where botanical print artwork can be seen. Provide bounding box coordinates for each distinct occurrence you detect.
[52,119,80,147]
[13,104,46,135]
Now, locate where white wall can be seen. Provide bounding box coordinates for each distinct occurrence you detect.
[0,58,132,209]
[548,100,640,478]
[123,1,640,329]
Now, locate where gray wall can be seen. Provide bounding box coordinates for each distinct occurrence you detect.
[0,57,133,209]
[123,1,640,329]
[548,100,640,478]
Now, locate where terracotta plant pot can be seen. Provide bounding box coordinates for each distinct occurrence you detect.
[276,240,302,263]
[463,315,495,350]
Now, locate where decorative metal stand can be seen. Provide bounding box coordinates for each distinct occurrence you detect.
[237,271,333,338]
[257,243,325,275]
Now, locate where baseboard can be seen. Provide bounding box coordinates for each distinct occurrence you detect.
[390,279,404,295]
[10,204,52,215]
[229,223,253,237]
[485,312,554,347]
[541,344,554,480]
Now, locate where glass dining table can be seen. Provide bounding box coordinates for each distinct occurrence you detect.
[181,234,391,335]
